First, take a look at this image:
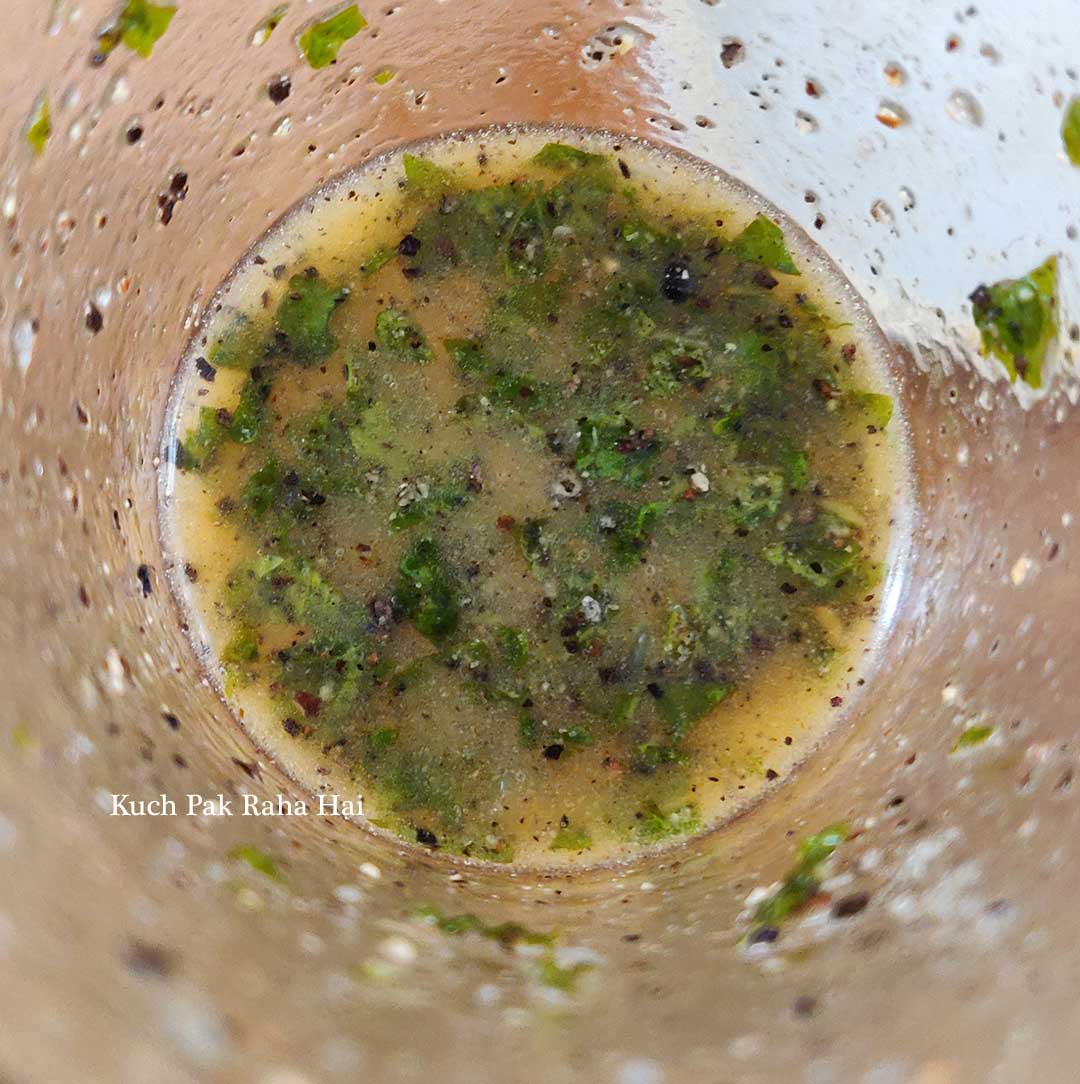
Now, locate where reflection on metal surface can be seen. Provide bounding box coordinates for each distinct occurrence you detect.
[0,1,1078,1081]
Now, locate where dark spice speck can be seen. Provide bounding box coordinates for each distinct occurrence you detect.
[397,233,421,257]
[661,260,695,303]
[268,75,291,104]
[832,891,870,918]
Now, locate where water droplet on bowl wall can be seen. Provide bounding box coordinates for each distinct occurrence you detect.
[871,200,894,224]
[946,90,983,127]
[884,62,907,87]
[876,101,910,129]
[12,314,38,373]
[795,110,818,135]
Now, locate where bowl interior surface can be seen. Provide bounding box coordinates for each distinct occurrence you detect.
[1,2,1078,1082]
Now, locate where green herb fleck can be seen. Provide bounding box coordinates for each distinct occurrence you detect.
[496,625,529,667]
[551,824,592,851]
[732,214,799,274]
[298,4,365,68]
[360,248,394,276]
[655,682,728,740]
[444,337,486,374]
[402,153,454,199]
[535,955,592,992]
[970,256,1058,388]
[951,725,993,752]
[601,501,667,567]
[229,367,275,444]
[208,317,267,371]
[644,337,713,395]
[368,726,398,751]
[373,67,395,85]
[26,95,50,156]
[636,801,700,841]
[1062,98,1080,167]
[221,626,259,664]
[242,457,279,516]
[229,843,283,881]
[94,0,176,61]
[532,142,605,170]
[177,407,227,471]
[414,905,556,947]
[750,823,848,935]
[275,272,346,363]
[396,538,460,641]
[375,307,432,363]
[576,414,660,488]
[850,390,894,430]
[253,4,288,45]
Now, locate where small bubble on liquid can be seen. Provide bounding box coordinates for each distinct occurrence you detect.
[946,89,983,126]
[899,186,916,210]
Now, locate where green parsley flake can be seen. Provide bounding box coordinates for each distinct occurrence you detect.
[951,725,993,752]
[1062,98,1080,167]
[733,214,799,274]
[970,256,1058,387]
[228,844,283,881]
[94,0,176,61]
[253,4,289,46]
[298,4,365,69]
[26,95,51,156]
[750,823,848,935]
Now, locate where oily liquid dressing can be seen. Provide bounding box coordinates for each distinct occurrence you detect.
[161,128,908,868]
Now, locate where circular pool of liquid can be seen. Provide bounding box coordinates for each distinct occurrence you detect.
[159,125,912,869]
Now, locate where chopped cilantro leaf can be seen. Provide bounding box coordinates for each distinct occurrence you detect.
[951,725,993,752]
[396,538,460,641]
[655,681,728,740]
[375,307,432,363]
[1063,98,1080,167]
[850,390,893,430]
[402,153,454,198]
[95,0,176,61]
[208,316,267,371]
[532,142,605,169]
[732,214,799,274]
[229,843,282,881]
[26,95,50,156]
[970,256,1058,388]
[275,273,346,363]
[298,4,365,69]
[750,823,848,934]
[551,824,592,850]
[636,801,700,840]
[576,414,660,488]
[176,407,227,471]
[222,626,259,664]
[243,457,279,516]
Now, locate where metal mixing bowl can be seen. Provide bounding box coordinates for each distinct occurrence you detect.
[2,2,1078,1081]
